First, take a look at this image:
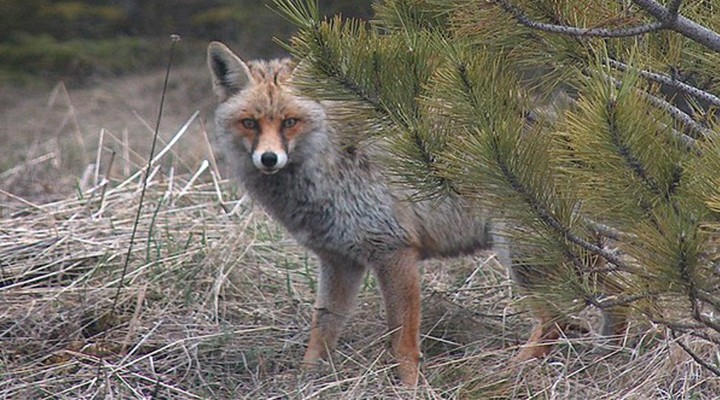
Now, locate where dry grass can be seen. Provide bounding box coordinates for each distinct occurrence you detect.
[1,70,720,399]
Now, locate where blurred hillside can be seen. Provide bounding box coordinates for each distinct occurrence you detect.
[0,0,373,84]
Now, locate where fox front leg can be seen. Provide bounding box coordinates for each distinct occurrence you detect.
[302,256,367,368]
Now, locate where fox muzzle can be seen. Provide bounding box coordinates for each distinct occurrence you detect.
[252,150,288,174]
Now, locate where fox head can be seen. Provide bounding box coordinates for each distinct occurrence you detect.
[207,42,325,175]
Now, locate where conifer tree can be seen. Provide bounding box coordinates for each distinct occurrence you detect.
[275,0,720,375]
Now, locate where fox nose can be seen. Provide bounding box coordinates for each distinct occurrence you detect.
[253,150,287,173]
[260,152,278,168]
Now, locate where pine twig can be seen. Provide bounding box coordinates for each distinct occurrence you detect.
[667,0,684,17]
[582,217,631,242]
[453,64,637,274]
[631,0,720,52]
[494,0,716,142]
[598,72,704,145]
[491,139,636,273]
[493,0,720,52]
[641,90,713,140]
[606,59,720,109]
[605,99,664,198]
[492,0,665,38]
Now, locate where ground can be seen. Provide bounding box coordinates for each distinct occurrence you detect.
[1,63,718,399]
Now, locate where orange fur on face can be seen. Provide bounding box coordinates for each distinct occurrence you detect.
[281,118,304,141]
[233,113,304,154]
[233,115,256,151]
[228,59,307,157]
[256,118,284,154]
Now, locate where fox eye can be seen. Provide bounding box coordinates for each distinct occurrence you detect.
[282,118,298,128]
[240,118,257,129]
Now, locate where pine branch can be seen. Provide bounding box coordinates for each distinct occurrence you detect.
[606,59,720,109]
[600,72,705,145]
[605,99,664,199]
[631,0,720,52]
[491,0,716,143]
[282,9,455,196]
[492,0,665,38]
[667,0,684,16]
[582,218,631,241]
[671,231,720,336]
[305,31,383,111]
[592,293,651,309]
[489,127,635,273]
[641,90,713,141]
[493,0,720,52]
[272,0,319,28]
[448,60,639,274]
[491,0,716,144]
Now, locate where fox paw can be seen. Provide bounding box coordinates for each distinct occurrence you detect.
[512,343,554,363]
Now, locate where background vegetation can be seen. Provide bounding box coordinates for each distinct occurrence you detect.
[0,0,373,83]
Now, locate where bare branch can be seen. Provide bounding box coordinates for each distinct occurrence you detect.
[693,291,720,333]
[582,217,631,241]
[671,330,720,377]
[494,0,720,53]
[632,0,720,52]
[593,293,651,309]
[493,0,666,38]
[641,89,713,140]
[600,72,706,145]
[607,59,720,108]
[667,0,683,16]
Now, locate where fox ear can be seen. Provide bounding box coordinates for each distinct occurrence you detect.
[207,41,252,101]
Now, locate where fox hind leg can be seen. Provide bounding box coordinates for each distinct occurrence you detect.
[302,255,367,369]
[513,303,629,361]
[509,263,590,361]
[512,306,575,361]
[373,247,422,386]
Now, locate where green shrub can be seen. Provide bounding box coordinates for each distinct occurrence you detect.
[0,35,160,81]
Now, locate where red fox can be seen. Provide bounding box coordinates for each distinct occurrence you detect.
[206,42,627,386]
